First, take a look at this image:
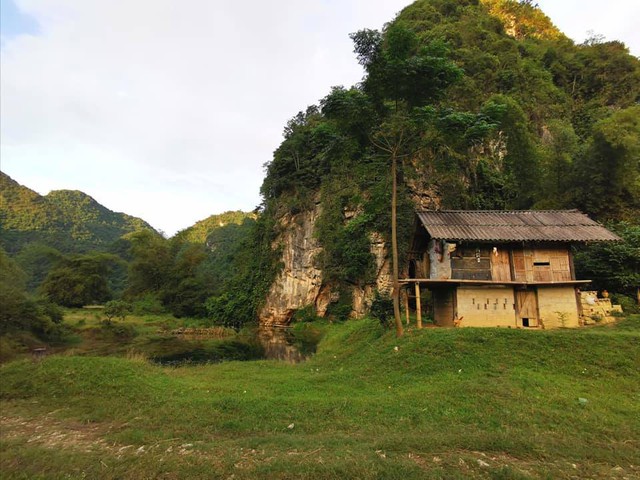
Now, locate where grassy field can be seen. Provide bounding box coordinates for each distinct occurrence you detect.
[1,315,639,479]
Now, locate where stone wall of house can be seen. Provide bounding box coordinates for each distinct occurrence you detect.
[537,287,581,328]
[455,286,516,328]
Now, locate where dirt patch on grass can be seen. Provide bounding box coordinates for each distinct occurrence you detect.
[406,449,640,479]
[0,414,203,461]
[1,414,114,454]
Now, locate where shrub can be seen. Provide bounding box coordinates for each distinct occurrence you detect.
[611,293,640,314]
[131,294,166,315]
[100,321,137,340]
[292,305,320,323]
[104,300,133,323]
[370,291,394,329]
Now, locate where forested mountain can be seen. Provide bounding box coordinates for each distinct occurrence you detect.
[0,172,156,254]
[211,0,640,325]
[172,210,255,246]
[0,171,259,320]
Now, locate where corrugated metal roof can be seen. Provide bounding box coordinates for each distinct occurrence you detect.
[417,210,621,242]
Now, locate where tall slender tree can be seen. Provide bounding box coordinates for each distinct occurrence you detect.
[352,25,463,335]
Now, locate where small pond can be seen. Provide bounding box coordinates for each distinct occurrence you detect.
[151,325,321,366]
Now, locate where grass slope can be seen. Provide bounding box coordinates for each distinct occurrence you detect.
[1,317,639,479]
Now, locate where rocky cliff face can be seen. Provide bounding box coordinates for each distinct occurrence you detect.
[258,204,397,325]
[258,171,446,325]
[258,204,325,325]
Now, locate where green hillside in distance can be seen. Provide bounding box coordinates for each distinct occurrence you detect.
[0,171,156,254]
[172,210,256,246]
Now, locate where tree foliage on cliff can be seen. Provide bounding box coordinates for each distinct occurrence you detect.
[574,222,640,304]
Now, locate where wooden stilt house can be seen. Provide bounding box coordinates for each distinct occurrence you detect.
[405,210,620,329]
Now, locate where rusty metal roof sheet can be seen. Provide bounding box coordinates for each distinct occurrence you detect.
[417,210,621,242]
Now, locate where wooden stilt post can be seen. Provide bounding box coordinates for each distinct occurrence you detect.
[415,282,422,329]
[404,287,410,326]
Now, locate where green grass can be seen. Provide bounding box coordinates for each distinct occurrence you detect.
[1,316,639,479]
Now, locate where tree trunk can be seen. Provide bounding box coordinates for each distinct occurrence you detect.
[391,151,403,337]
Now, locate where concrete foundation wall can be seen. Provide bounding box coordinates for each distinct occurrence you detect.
[537,287,580,328]
[456,287,516,328]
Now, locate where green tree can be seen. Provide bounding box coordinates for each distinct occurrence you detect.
[573,106,640,221]
[536,119,579,208]
[352,24,481,335]
[0,249,63,337]
[14,243,64,292]
[104,300,133,323]
[162,242,212,317]
[484,95,541,208]
[125,230,172,297]
[574,222,640,304]
[41,253,118,307]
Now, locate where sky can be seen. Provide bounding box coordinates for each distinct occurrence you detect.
[1,0,639,236]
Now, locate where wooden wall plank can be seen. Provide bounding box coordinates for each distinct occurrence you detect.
[491,249,512,282]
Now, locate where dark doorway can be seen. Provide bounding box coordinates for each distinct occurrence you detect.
[409,260,417,278]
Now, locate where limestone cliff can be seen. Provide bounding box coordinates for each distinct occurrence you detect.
[258,163,445,325]
[258,204,396,325]
[258,204,325,325]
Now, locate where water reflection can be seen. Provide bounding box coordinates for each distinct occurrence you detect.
[152,325,320,366]
[257,326,308,363]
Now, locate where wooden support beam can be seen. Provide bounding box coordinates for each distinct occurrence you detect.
[403,288,410,325]
[415,282,422,329]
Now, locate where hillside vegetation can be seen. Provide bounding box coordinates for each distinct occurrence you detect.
[0,173,260,325]
[172,210,256,246]
[1,316,639,479]
[0,172,155,255]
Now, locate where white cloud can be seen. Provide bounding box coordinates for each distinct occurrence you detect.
[537,0,640,55]
[1,0,637,234]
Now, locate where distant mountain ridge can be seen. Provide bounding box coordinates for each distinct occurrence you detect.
[0,171,156,254]
[172,210,256,246]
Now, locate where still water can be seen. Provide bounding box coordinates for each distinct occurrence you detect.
[153,325,320,366]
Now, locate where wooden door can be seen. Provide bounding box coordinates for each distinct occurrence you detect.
[512,248,534,282]
[516,290,538,327]
[432,288,455,327]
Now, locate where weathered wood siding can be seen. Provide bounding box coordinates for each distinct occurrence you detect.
[513,246,571,282]
[512,248,534,282]
[425,243,573,283]
[450,246,492,280]
[491,248,512,282]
